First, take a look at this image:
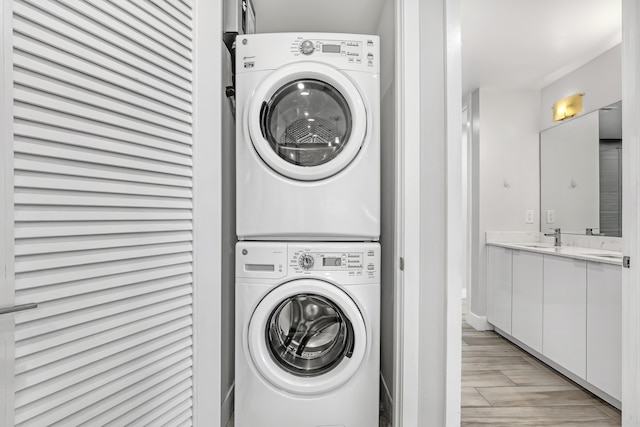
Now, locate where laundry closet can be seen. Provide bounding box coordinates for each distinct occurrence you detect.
[220,1,398,425]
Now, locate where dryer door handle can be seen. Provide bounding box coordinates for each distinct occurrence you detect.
[259,101,268,139]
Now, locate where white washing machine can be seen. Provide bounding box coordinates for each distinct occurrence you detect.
[235,241,380,427]
[235,33,380,241]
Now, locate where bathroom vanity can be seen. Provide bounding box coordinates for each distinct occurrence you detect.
[486,238,622,409]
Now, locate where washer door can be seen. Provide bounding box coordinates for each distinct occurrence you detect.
[247,62,367,181]
[247,279,368,395]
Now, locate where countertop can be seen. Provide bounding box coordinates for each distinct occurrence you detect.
[486,241,623,266]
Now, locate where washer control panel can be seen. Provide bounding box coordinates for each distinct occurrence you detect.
[236,242,379,282]
[292,250,364,272]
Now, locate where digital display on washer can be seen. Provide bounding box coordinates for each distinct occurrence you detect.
[323,257,342,267]
[322,44,341,53]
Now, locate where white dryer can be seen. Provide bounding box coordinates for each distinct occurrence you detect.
[235,33,380,241]
[235,241,380,427]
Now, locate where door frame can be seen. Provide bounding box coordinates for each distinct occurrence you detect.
[621,0,640,424]
[1,0,16,424]
[393,0,462,425]
[192,0,222,425]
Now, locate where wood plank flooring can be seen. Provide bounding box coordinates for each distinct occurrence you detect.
[461,303,622,426]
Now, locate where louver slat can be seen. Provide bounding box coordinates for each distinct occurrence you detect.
[12,19,192,105]
[12,0,194,424]
[100,378,192,426]
[15,1,192,88]
[14,71,192,133]
[114,1,192,48]
[14,88,192,144]
[149,0,193,30]
[14,54,192,124]
[81,0,192,61]
[15,139,192,177]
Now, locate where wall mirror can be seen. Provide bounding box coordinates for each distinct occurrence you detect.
[540,100,622,236]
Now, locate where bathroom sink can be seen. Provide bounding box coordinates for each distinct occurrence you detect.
[513,243,555,249]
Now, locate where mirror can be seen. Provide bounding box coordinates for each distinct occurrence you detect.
[540,101,622,236]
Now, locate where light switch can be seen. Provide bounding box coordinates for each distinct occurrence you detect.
[525,210,534,224]
[546,209,556,224]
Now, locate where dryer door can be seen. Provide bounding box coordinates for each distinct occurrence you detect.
[246,62,368,181]
[247,279,368,395]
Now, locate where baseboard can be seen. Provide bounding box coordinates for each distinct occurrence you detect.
[222,384,234,427]
[465,310,494,331]
[380,373,393,425]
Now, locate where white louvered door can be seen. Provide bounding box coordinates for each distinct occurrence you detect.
[7,0,196,425]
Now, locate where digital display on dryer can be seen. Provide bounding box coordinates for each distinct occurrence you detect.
[322,44,341,53]
[323,257,342,267]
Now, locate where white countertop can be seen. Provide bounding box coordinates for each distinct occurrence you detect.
[486,241,623,266]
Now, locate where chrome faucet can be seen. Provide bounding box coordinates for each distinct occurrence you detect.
[545,228,562,246]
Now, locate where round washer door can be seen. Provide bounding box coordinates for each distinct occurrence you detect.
[247,279,368,395]
[246,62,367,181]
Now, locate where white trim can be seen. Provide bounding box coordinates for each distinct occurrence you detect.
[192,1,222,425]
[621,0,639,424]
[445,0,463,422]
[0,0,15,424]
[393,0,421,425]
[461,288,467,299]
[465,310,494,332]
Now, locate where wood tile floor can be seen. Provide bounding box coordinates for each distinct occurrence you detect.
[461,302,622,426]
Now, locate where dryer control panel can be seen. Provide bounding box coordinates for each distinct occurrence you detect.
[236,32,379,74]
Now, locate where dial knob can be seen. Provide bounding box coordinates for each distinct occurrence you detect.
[300,40,315,55]
[299,254,315,270]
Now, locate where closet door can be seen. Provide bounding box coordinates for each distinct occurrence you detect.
[5,0,195,425]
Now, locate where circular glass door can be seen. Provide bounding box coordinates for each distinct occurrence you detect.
[266,293,354,377]
[246,62,368,181]
[261,79,352,168]
[247,279,368,395]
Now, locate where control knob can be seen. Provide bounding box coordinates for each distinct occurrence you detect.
[299,40,315,55]
[299,254,315,270]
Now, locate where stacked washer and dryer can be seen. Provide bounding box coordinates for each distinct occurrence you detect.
[234,33,381,427]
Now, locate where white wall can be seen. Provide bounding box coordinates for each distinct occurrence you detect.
[470,88,541,319]
[376,0,396,414]
[540,44,622,131]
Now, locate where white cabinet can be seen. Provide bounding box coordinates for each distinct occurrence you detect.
[587,262,622,400]
[486,243,622,406]
[512,250,544,353]
[543,256,587,378]
[487,246,512,333]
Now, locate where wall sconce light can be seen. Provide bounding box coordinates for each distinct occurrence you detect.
[552,93,583,121]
